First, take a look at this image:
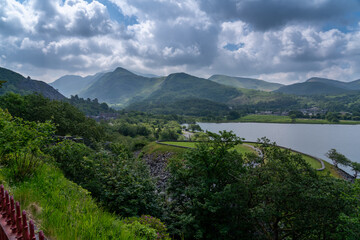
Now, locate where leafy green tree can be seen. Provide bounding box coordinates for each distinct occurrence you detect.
[227,110,240,120]
[326,149,351,168]
[290,113,297,123]
[326,112,340,123]
[48,140,161,217]
[188,124,202,132]
[336,180,360,239]
[167,131,250,239]
[0,93,104,143]
[248,142,352,240]
[351,162,360,178]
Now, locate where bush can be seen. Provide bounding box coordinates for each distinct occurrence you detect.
[47,140,161,217]
[124,215,170,240]
[123,221,158,240]
[0,108,55,181]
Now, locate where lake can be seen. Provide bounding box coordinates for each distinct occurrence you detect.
[198,122,360,174]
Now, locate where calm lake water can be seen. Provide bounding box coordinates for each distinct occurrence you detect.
[198,122,360,174]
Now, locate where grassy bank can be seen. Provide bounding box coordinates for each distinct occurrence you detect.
[0,164,138,240]
[226,114,360,124]
[158,141,344,178]
[161,141,256,155]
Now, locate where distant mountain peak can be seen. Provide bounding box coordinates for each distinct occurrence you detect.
[305,77,337,83]
[167,72,190,78]
[114,67,135,75]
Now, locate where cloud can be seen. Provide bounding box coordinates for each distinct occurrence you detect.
[0,0,360,84]
[198,0,360,31]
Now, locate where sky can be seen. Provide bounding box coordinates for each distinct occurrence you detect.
[0,0,360,84]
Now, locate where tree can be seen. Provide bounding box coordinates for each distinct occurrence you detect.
[189,124,202,132]
[0,80,5,88]
[326,112,340,123]
[248,140,353,240]
[290,113,297,123]
[325,149,351,168]
[167,131,250,239]
[351,162,360,178]
[227,110,240,120]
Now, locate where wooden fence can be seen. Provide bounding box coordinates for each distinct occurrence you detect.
[0,185,45,240]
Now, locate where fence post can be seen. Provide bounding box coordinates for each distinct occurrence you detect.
[15,202,22,238]
[29,220,36,240]
[0,185,46,240]
[9,197,16,232]
[22,211,30,240]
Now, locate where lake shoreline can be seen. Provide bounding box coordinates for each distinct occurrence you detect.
[198,122,360,177]
[201,118,360,125]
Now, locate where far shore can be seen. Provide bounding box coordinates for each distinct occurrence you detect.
[200,114,360,125]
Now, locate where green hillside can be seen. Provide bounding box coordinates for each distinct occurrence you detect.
[0,67,65,100]
[79,67,164,108]
[126,73,241,115]
[209,74,283,91]
[50,72,105,97]
[276,77,360,95]
[128,98,230,116]
[146,73,241,103]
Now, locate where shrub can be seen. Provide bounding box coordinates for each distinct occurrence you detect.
[0,108,55,181]
[123,221,158,240]
[124,215,170,240]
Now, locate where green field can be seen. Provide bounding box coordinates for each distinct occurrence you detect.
[235,114,360,125]
[161,141,256,154]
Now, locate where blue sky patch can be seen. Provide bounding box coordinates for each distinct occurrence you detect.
[224,43,245,51]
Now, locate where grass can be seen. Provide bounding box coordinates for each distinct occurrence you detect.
[142,142,187,155]
[161,141,256,155]
[0,164,139,240]
[159,141,345,178]
[234,114,360,125]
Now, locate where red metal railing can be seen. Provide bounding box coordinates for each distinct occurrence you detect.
[0,185,45,240]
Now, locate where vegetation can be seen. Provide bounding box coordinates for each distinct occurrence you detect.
[231,114,360,124]
[67,95,117,116]
[0,107,161,239]
[79,67,164,107]
[209,74,283,91]
[47,140,161,217]
[2,68,360,239]
[276,77,360,96]
[326,149,351,168]
[50,72,104,98]
[0,67,64,100]
[161,141,256,155]
[165,131,359,239]
[0,93,104,143]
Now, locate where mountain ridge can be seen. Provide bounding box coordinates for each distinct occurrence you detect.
[0,67,65,100]
[209,74,283,91]
[276,77,360,95]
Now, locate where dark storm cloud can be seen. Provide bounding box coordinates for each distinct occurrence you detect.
[198,0,360,31]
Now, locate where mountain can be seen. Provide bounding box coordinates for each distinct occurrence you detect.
[50,72,105,97]
[0,67,65,100]
[79,67,164,108]
[127,72,241,114]
[209,75,283,91]
[131,71,160,78]
[146,73,241,103]
[276,77,360,95]
[127,98,230,116]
